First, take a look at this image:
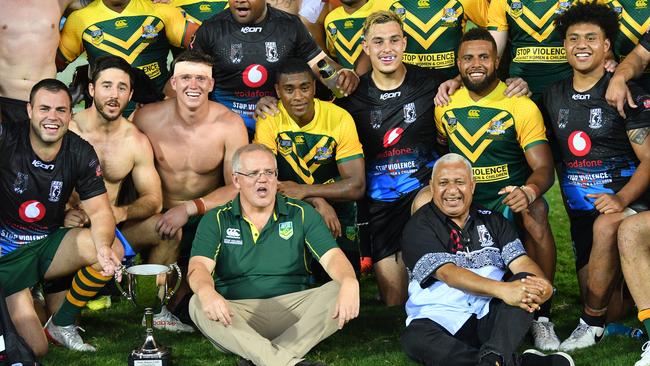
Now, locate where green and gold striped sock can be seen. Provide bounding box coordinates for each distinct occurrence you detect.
[52,266,111,326]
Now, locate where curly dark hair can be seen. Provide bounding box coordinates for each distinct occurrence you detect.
[554,2,619,43]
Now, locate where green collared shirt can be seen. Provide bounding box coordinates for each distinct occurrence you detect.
[191,193,338,300]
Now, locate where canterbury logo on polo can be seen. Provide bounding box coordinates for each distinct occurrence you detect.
[224,228,242,245]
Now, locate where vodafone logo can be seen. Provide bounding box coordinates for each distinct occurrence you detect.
[383,128,404,148]
[18,200,46,223]
[242,64,268,88]
[568,130,591,157]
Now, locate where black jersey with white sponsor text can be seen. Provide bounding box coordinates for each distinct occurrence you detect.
[338,64,442,202]
[191,6,322,131]
[0,123,106,255]
[542,73,650,212]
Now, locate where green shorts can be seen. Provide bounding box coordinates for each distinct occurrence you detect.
[332,201,359,252]
[0,228,70,296]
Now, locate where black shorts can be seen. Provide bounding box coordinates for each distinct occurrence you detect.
[368,189,420,262]
[0,96,28,124]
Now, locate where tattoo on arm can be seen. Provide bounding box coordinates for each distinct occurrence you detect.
[628,127,650,145]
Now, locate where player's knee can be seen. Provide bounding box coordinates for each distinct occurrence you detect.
[618,215,649,254]
[593,214,620,240]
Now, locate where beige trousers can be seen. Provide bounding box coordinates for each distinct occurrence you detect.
[189,281,341,366]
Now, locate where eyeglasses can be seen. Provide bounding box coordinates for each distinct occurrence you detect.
[234,169,278,180]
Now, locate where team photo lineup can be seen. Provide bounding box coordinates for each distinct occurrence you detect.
[1,0,650,365]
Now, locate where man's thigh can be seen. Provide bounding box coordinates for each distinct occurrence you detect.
[368,190,419,263]
[119,214,163,249]
[44,228,98,280]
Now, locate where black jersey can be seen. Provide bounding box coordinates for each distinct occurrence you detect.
[191,6,322,131]
[338,64,442,202]
[542,73,650,212]
[642,31,650,52]
[0,123,106,255]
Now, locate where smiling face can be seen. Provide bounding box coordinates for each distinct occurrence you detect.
[275,71,316,125]
[171,61,214,109]
[233,149,278,210]
[362,20,407,76]
[27,89,72,145]
[564,22,610,75]
[430,160,475,224]
[457,39,499,94]
[89,67,132,122]
[229,0,267,24]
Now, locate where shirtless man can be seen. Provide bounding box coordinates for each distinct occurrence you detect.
[131,50,248,323]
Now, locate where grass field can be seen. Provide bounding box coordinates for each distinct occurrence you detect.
[38,185,645,365]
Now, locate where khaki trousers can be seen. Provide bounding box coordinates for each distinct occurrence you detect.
[189,281,341,366]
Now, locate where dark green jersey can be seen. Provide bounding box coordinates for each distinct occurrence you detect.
[173,0,229,24]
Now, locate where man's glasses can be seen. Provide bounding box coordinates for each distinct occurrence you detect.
[234,169,278,180]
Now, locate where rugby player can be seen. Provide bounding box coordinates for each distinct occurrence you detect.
[542,2,650,351]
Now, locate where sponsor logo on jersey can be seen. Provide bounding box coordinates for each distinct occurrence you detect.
[588,108,603,129]
[468,109,480,118]
[417,0,430,8]
[383,128,404,147]
[32,159,54,171]
[568,130,591,157]
[279,221,293,239]
[90,29,104,45]
[224,227,243,245]
[199,4,212,12]
[379,91,401,100]
[231,43,243,64]
[379,147,414,158]
[48,181,63,203]
[241,26,262,33]
[242,64,268,88]
[487,120,507,135]
[514,47,566,63]
[473,164,509,182]
[509,0,523,17]
[115,19,128,29]
[295,135,305,144]
[141,25,159,41]
[402,51,455,68]
[441,8,458,26]
[403,102,417,124]
[566,159,602,168]
[572,93,590,100]
[13,172,28,194]
[558,108,570,129]
[636,0,647,9]
[18,200,46,223]
[477,225,494,247]
[344,20,354,29]
[315,146,333,161]
[138,62,161,79]
[265,42,279,63]
[370,109,382,129]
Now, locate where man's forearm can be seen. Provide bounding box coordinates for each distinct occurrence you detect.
[186,185,238,216]
[89,211,116,250]
[188,265,218,297]
[124,194,162,221]
[525,165,554,196]
[437,264,509,299]
[321,249,357,284]
[617,160,650,207]
[614,50,648,82]
[300,179,365,202]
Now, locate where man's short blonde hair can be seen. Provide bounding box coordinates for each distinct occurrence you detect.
[362,10,404,38]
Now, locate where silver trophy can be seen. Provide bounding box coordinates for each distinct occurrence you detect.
[116,264,181,366]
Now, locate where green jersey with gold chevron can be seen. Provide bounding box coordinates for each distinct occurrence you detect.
[604,0,650,91]
[172,0,228,24]
[386,0,489,79]
[435,82,547,213]
[254,99,364,250]
[324,0,382,69]
[488,0,580,100]
[59,0,190,92]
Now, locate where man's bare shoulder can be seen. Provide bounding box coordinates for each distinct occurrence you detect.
[208,101,246,130]
[133,99,176,131]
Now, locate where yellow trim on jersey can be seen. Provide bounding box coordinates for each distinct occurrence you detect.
[402,1,462,49]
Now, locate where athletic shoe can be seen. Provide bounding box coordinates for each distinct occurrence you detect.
[635,341,650,366]
[44,317,96,352]
[142,306,194,333]
[531,318,561,351]
[558,319,604,351]
[360,256,373,274]
[237,358,255,366]
[86,295,111,311]
[522,349,575,366]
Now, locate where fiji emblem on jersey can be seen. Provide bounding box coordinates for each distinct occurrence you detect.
[13,172,28,194]
[315,146,334,161]
[509,0,523,18]
[90,29,104,45]
[403,102,417,124]
[558,108,570,129]
[278,138,293,155]
[477,225,494,247]
[556,1,572,14]
[265,42,279,63]
[48,181,63,203]
[487,120,507,135]
[589,108,603,129]
[441,8,459,26]
[141,25,159,42]
[230,43,243,64]
[279,221,293,240]
[370,109,383,129]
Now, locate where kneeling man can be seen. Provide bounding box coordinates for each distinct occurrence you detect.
[400,153,572,366]
[188,144,359,366]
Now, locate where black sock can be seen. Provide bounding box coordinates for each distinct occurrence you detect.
[581,312,606,327]
[535,295,553,320]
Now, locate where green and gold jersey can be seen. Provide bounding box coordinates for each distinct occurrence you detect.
[254,99,364,249]
[59,0,191,92]
[487,0,579,100]
[386,0,489,79]
[324,0,383,69]
[435,82,547,213]
[604,0,650,91]
[172,0,228,24]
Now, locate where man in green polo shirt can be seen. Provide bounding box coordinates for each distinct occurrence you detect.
[187,143,360,366]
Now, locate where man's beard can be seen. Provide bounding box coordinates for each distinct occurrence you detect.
[461,69,498,94]
[96,100,123,122]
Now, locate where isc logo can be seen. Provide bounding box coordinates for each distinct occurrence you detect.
[468,109,480,118]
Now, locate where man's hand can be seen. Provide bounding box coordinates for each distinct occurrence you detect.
[606,74,636,118]
[332,278,359,329]
[503,77,532,97]
[111,205,128,224]
[520,276,553,306]
[254,96,280,120]
[604,58,618,73]
[64,207,90,227]
[310,198,341,237]
[198,289,234,326]
[586,193,626,214]
[336,69,360,97]
[96,246,122,277]
[278,180,307,200]
[435,78,461,106]
[499,186,531,213]
[498,278,539,312]
[155,204,189,239]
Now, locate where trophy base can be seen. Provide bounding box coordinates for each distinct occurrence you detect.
[128,350,172,366]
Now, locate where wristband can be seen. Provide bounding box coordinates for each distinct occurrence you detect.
[193,198,206,215]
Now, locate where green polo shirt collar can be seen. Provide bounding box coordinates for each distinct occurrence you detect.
[230,193,289,219]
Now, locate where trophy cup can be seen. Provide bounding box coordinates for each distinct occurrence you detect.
[116,264,181,366]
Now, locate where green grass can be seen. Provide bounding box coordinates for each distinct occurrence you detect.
[40,183,645,365]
